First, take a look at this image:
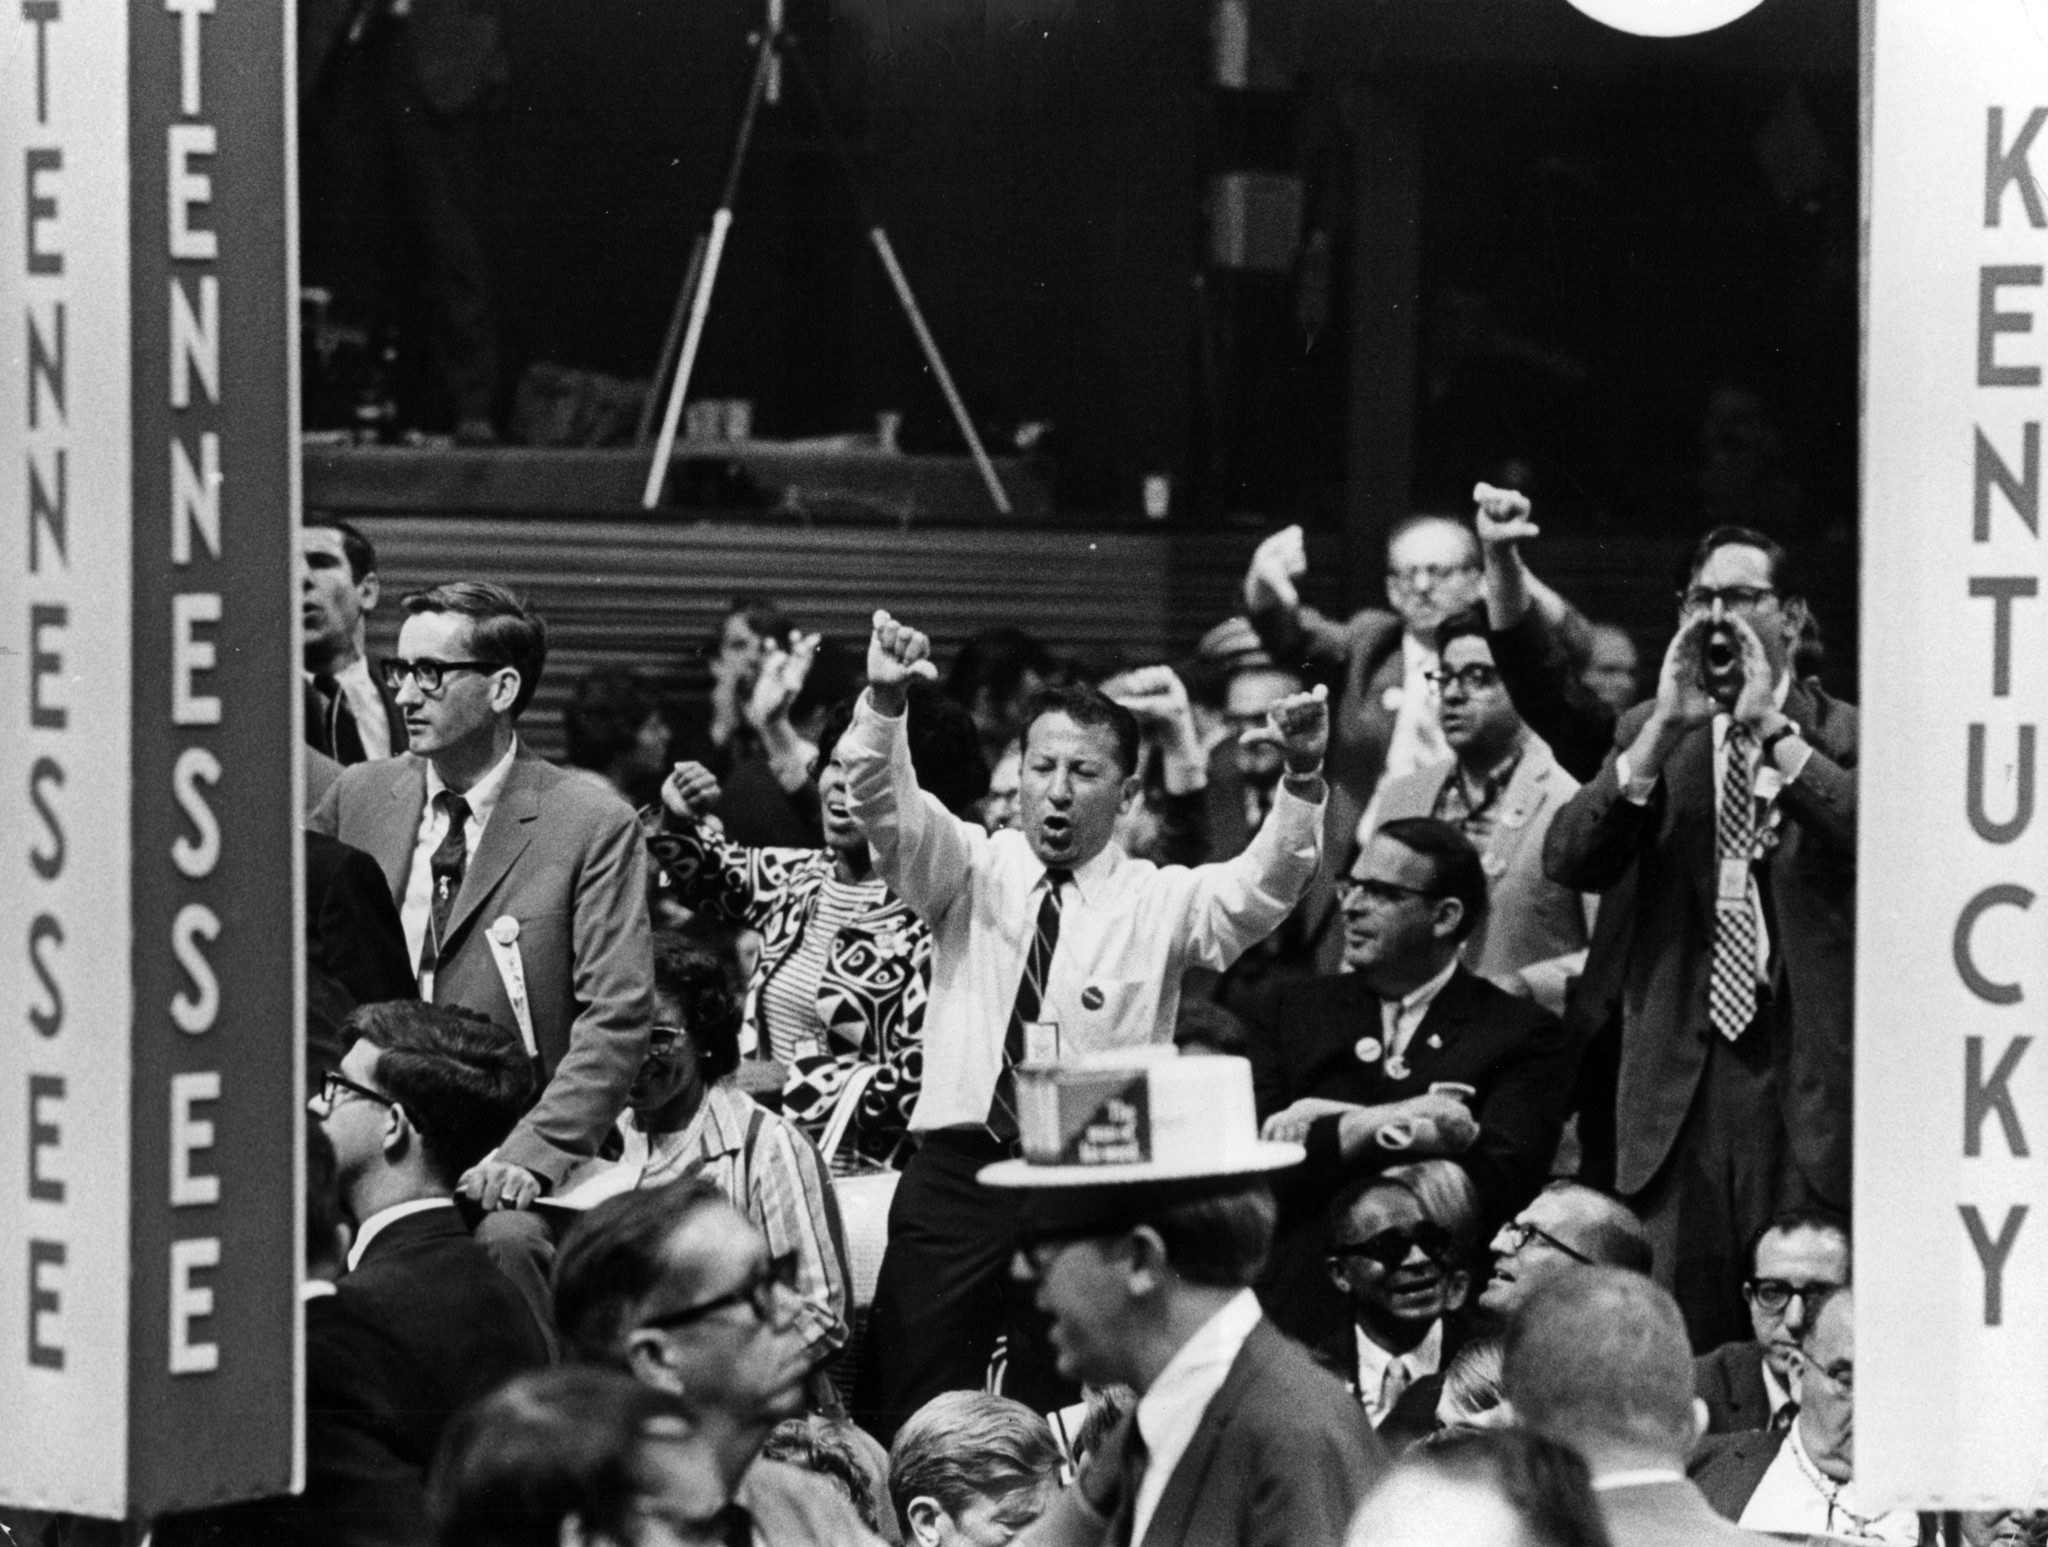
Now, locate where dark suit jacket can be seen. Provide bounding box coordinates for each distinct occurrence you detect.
[1694,1340,1774,1436]
[304,674,408,769]
[1245,966,1570,1344]
[1599,1476,1773,1547]
[1309,1317,1467,1454]
[1688,1427,1784,1521]
[309,747,654,1185]
[1021,1319,1385,1547]
[306,831,418,1012]
[1544,682,1857,1205]
[155,1210,550,1547]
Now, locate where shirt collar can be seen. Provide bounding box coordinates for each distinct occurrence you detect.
[346,1196,455,1273]
[425,736,520,830]
[1396,957,1461,1018]
[1590,1469,1684,1492]
[1137,1289,1263,1440]
[1354,1318,1444,1390]
[1053,841,1121,906]
[1762,1355,1793,1417]
[1402,631,1436,671]
[302,1279,339,1302]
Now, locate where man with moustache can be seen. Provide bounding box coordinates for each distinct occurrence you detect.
[1245,818,1569,1347]
[1546,527,1856,1350]
[843,609,1331,1440]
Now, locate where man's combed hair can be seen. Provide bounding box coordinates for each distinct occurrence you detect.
[1685,523,1802,602]
[346,1001,536,1189]
[551,1177,728,1365]
[1377,1427,1609,1547]
[402,580,548,717]
[304,515,378,582]
[1746,1205,1852,1281]
[888,1391,1062,1532]
[1145,1179,1278,1289]
[1433,604,1492,660]
[1019,682,1142,779]
[1374,816,1489,943]
[427,1366,690,1547]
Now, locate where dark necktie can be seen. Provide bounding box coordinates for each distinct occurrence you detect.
[1771,1399,1799,1434]
[1710,723,1759,1040]
[987,867,1069,1140]
[417,792,472,978]
[1106,1422,1150,1547]
[313,672,367,765]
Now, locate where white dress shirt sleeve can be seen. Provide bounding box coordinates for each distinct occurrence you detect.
[841,690,983,924]
[1179,780,1326,970]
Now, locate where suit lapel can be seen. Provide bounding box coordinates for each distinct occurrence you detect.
[1399,969,1482,1081]
[1667,722,1718,921]
[376,761,430,901]
[440,752,542,949]
[1139,1321,1270,1547]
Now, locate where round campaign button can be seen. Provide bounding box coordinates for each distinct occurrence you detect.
[1354,1036,1383,1064]
[1081,985,1105,1011]
[489,915,521,945]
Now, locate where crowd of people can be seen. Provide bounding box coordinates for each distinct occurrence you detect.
[64,483,2019,1547]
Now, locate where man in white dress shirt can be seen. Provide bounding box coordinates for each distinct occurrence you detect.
[845,609,1330,1439]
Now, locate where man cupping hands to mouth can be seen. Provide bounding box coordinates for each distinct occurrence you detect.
[843,609,1332,1439]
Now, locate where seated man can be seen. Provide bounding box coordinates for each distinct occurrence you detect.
[1248,818,1570,1347]
[845,610,1331,1436]
[552,1179,884,1545]
[1477,1181,1652,1327]
[1317,1162,1481,1450]
[888,1391,1064,1547]
[1503,1267,1765,1547]
[550,932,852,1379]
[1696,1208,1850,1436]
[1690,1289,1915,1543]
[1364,606,1593,1017]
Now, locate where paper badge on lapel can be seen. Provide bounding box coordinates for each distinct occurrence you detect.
[1354,1036,1383,1064]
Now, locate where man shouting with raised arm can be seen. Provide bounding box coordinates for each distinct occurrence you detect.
[846,610,1331,1441]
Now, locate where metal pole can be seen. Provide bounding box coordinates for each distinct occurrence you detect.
[635,231,708,447]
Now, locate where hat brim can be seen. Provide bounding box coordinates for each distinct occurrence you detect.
[976,1140,1303,1190]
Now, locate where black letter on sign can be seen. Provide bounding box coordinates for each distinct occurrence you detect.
[1976,424,2040,540]
[28,913,63,1037]
[29,604,65,729]
[28,1074,63,1202]
[1971,577,2038,698]
[29,756,63,878]
[1954,884,2033,1005]
[1965,1036,2032,1157]
[1968,724,2035,844]
[1987,107,2048,229]
[1961,1204,2029,1327]
[1981,267,2044,387]
[28,1239,63,1369]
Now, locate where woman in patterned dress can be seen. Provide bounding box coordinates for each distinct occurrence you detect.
[649,680,987,1158]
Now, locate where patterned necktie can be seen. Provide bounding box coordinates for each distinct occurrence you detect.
[987,867,1069,1140]
[1709,724,1759,1040]
[417,792,472,979]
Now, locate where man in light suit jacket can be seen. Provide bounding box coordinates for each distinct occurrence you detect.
[1545,527,1855,1352]
[981,1054,1385,1547]
[1368,606,1591,1016]
[309,581,652,1295]
[1505,1267,1771,1547]
[1246,819,1570,1348]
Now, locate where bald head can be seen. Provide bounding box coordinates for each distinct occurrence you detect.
[1502,1268,1698,1469]
[1481,1183,1652,1319]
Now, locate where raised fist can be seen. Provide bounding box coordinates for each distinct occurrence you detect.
[1472,482,1540,548]
[867,610,937,713]
[661,760,723,822]
[747,630,821,729]
[1244,524,1308,613]
[1239,682,1329,775]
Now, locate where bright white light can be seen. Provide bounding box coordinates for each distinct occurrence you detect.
[1563,0,1770,37]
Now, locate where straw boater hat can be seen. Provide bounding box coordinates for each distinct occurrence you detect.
[977,1047,1301,1193]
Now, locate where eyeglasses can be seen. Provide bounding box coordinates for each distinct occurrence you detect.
[1013,1224,1125,1279]
[1330,1221,1458,1272]
[1678,585,1779,614]
[638,1252,801,1332]
[1745,1278,1841,1314]
[1797,1350,1854,1394]
[1391,562,1479,590]
[1336,877,1443,910]
[315,1070,396,1112]
[379,657,499,695]
[1424,664,1502,695]
[643,1024,696,1065]
[1497,1219,1593,1264]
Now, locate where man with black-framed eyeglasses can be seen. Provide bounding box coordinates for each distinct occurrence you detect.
[553,1179,886,1546]
[1696,1208,1851,1437]
[311,578,654,1326]
[1546,524,1857,1354]
[1476,1181,1652,1326]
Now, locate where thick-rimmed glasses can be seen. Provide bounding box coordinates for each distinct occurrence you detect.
[315,1070,396,1112]
[1745,1277,1840,1315]
[1336,877,1443,911]
[1330,1221,1458,1272]
[638,1252,801,1331]
[380,657,498,695]
[1424,664,1502,695]
[1497,1219,1592,1265]
[1678,585,1778,615]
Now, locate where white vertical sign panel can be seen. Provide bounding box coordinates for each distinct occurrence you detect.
[1861,0,2048,1510]
[0,0,135,1514]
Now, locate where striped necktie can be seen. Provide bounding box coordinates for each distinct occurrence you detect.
[987,867,1069,1140]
